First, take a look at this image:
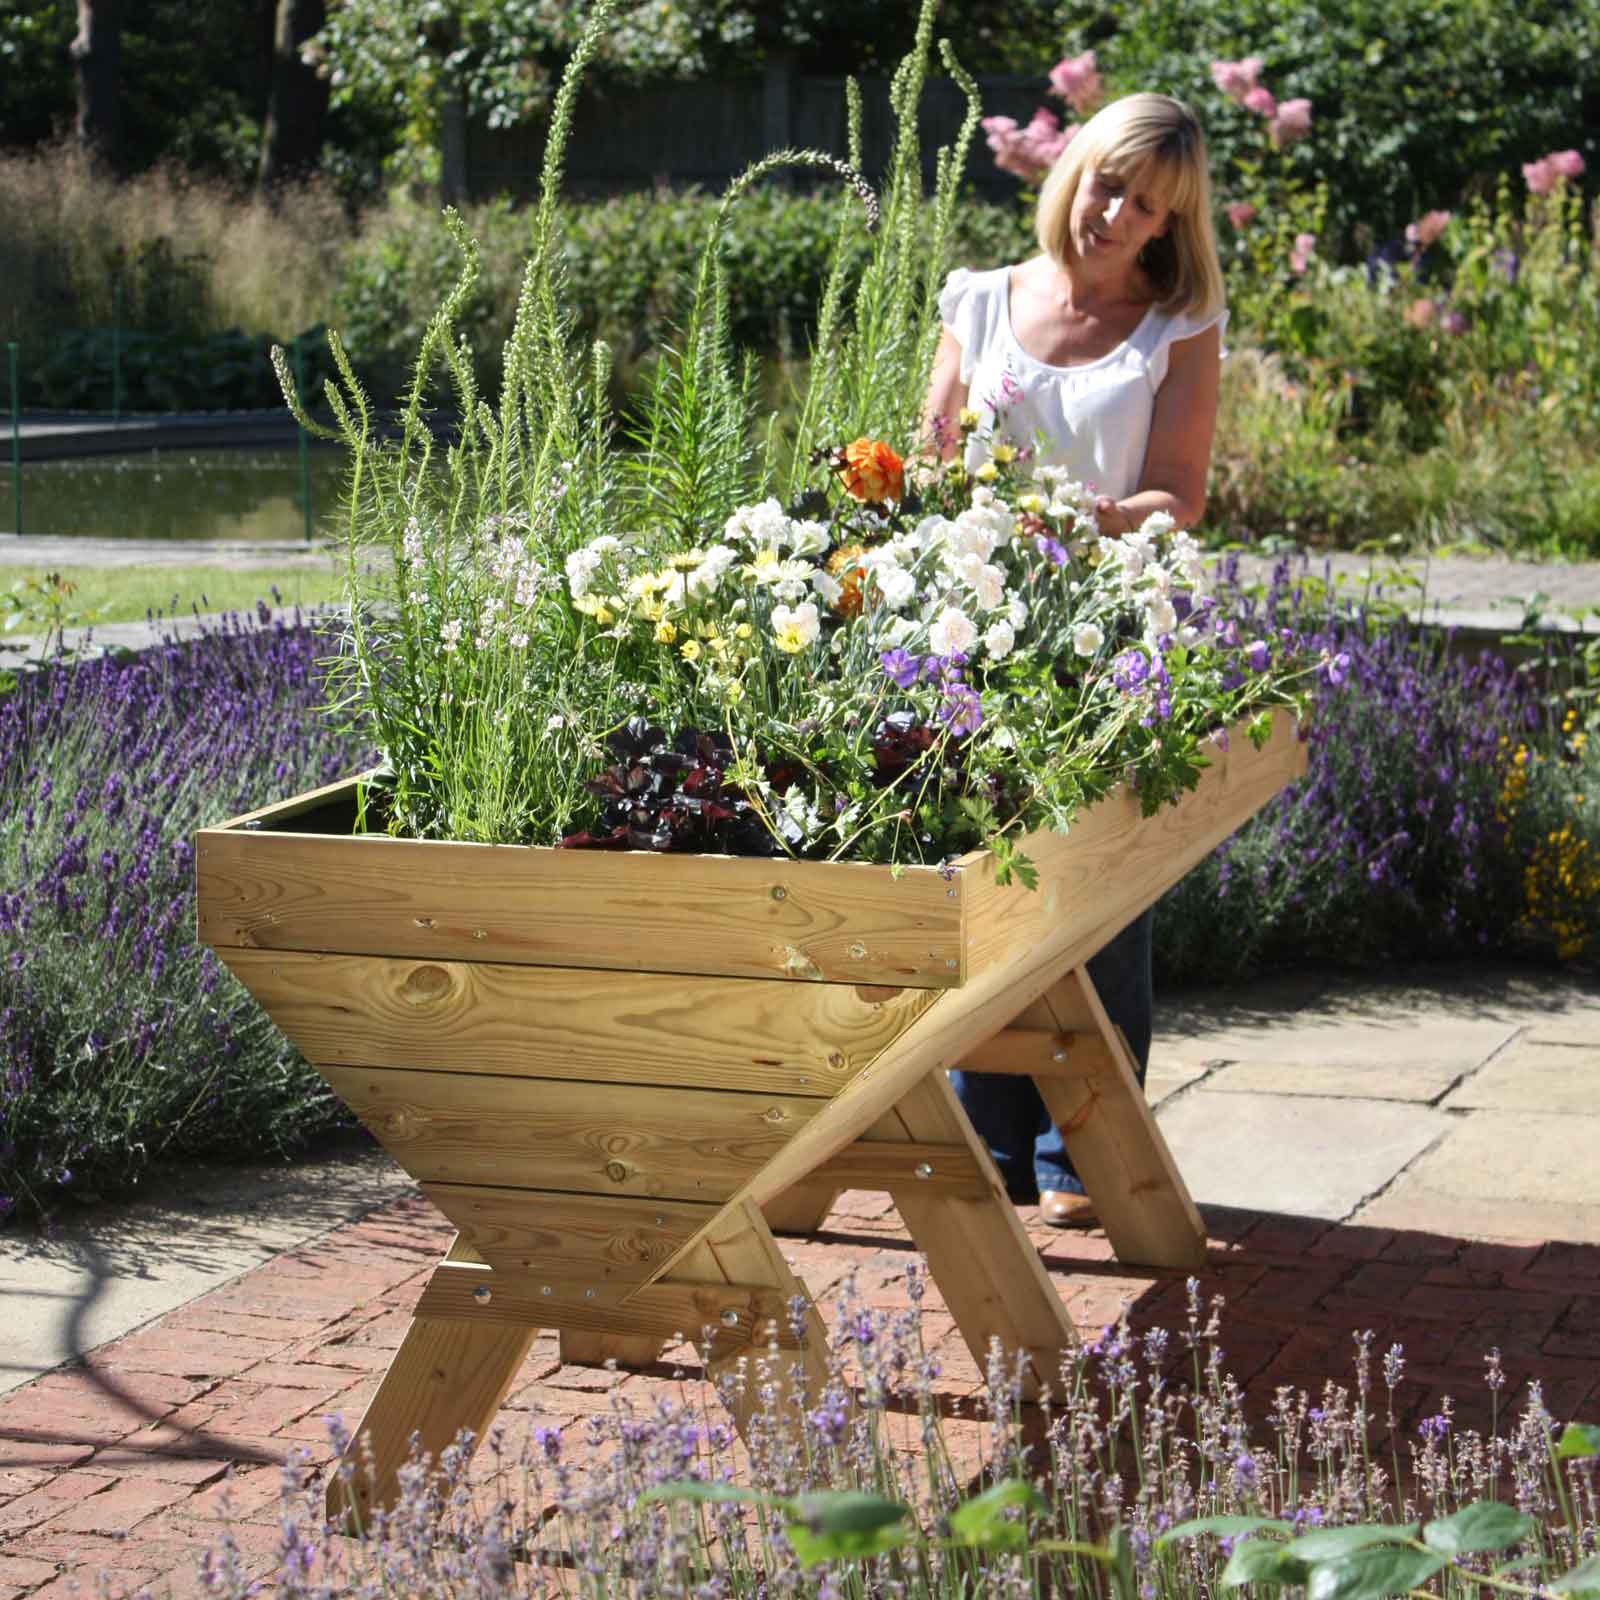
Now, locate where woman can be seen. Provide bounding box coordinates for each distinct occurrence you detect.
[924,91,1227,1228]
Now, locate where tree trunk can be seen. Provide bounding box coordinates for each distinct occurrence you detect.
[258,0,330,191]
[69,0,123,170]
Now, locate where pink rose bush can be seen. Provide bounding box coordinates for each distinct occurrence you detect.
[981,107,1075,184]
[1523,148,1586,194]
[1212,57,1312,147]
[1210,56,1265,101]
[1048,49,1103,115]
[1289,232,1317,276]
[1226,201,1257,230]
[1406,209,1453,250]
[1270,97,1313,147]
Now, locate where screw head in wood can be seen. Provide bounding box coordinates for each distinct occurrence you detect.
[770,885,787,900]
[914,1161,934,1180]
[473,1285,492,1304]
[720,1309,740,1326]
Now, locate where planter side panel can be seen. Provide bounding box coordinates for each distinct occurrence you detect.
[197,830,962,988]
[961,712,1307,980]
[218,949,940,1099]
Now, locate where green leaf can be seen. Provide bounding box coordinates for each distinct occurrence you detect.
[1286,1524,1420,1561]
[1306,1546,1447,1600]
[1422,1502,1534,1556]
[946,1479,1047,1552]
[788,1490,912,1537]
[1222,1538,1313,1590]
[785,1515,914,1566]
[1551,1555,1600,1596]
[639,1480,785,1511]
[1555,1423,1600,1460]
[1160,1515,1290,1547]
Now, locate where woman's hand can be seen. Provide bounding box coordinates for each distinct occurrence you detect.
[1093,496,1135,536]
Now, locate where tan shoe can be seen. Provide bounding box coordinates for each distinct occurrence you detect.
[1039,1189,1098,1229]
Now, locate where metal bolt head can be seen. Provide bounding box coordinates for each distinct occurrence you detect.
[914,1161,934,1180]
[1052,1049,1066,1063]
[584,1288,596,1300]
[720,1309,740,1327]
[473,1285,492,1305]
[540,1285,553,1297]
[770,885,787,901]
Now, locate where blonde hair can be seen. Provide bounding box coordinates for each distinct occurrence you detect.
[1036,93,1225,318]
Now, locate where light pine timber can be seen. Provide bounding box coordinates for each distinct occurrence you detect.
[670,1200,833,1441]
[327,1311,537,1523]
[415,1258,796,1347]
[1030,969,1208,1269]
[321,1066,820,1202]
[196,820,963,987]
[420,1184,719,1284]
[637,719,1301,1287]
[882,1072,1078,1394]
[217,949,937,1098]
[957,710,1306,981]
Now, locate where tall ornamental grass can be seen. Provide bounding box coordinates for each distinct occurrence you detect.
[0,608,371,1220]
[193,1278,1600,1598]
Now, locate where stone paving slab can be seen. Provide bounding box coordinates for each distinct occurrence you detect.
[1441,1039,1600,1115]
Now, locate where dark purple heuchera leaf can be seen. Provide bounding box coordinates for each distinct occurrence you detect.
[872,711,937,782]
[562,722,778,856]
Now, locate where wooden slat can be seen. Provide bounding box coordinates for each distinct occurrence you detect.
[762,1182,840,1235]
[950,1026,1097,1077]
[1030,970,1208,1270]
[558,1328,665,1369]
[883,1072,1077,1397]
[196,820,963,987]
[957,710,1306,981]
[322,1066,820,1202]
[667,1201,833,1442]
[416,1257,797,1348]
[217,949,938,1097]
[327,1313,536,1524]
[812,1139,989,1196]
[421,1184,718,1285]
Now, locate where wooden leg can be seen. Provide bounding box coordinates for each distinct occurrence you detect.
[328,1312,537,1524]
[558,1328,665,1369]
[671,1198,833,1443]
[882,1073,1077,1399]
[762,1182,839,1235]
[1030,968,1208,1270]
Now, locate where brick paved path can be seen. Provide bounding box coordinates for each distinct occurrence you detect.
[2,1188,1597,1598]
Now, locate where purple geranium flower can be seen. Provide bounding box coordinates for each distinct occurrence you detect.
[879,648,921,689]
[1112,649,1150,692]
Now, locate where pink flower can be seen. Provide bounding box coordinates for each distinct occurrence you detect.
[1289,231,1316,276]
[1405,209,1452,250]
[1523,157,1558,195]
[1226,200,1257,229]
[1048,49,1103,115]
[1243,85,1278,119]
[1210,56,1264,103]
[983,109,1075,184]
[1404,297,1437,329]
[1548,148,1586,179]
[1268,97,1312,145]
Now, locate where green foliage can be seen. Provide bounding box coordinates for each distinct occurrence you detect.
[1076,0,1598,252]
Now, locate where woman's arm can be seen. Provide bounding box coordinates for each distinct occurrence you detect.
[921,328,969,461]
[1093,321,1222,534]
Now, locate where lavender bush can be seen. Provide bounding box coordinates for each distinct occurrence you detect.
[1155,560,1559,984]
[194,1277,1600,1598]
[0,606,372,1220]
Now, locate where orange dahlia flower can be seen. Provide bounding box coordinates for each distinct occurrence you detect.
[826,543,870,618]
[838,438,904,505]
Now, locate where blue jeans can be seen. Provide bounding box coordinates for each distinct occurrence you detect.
[949,908,1154,1203]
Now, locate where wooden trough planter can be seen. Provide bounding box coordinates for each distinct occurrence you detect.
[196,710,1305,1519]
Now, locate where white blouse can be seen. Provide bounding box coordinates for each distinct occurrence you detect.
[939,263,1228,500]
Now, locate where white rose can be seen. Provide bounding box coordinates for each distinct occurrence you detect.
[1007,595,1029,630]
[1072,622,1104,657]
[974,563,1007,611]
[928,605,978,657]
[950,513,998,562]
[871,562,916,610]
[810,569,843,605]
[984,619,1016,660]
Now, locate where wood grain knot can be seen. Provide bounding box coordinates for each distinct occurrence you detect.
[399,964,454,1006]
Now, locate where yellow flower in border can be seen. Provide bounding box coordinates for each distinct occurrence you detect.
[991,443,1016,464]
[654,620,677,644]
[973,461,999,483]
[958,407,981,429]
[680,639,702,663]
[734,622,753,641]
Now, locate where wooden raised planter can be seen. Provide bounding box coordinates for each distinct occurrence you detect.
[196,710,1305,1518]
